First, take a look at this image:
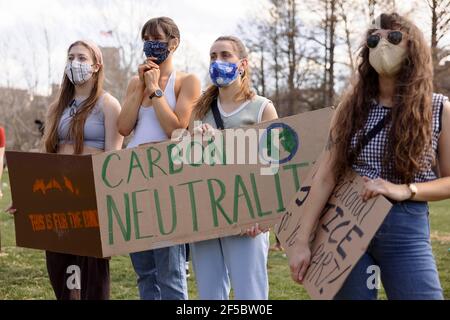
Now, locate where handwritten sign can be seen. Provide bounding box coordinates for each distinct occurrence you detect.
[275,162,392,299]
[5,153,102,257]
[8,108,333,257]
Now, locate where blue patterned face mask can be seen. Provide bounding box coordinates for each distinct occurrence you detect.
[209,60,240,87]
[143,40,170,65]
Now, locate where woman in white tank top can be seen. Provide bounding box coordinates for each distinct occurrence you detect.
[117,17,201,300]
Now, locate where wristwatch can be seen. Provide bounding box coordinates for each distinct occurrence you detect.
[149,89,164,99]
[407,183,418,200]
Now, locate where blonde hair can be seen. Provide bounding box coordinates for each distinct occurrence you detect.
[193,36,255,120]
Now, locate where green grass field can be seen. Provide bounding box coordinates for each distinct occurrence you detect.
[0,169,448,300]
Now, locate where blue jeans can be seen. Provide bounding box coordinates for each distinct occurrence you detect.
[334,201,443,300]
[130,245,187,300]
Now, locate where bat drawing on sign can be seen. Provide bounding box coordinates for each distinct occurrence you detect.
[32,177,80,196]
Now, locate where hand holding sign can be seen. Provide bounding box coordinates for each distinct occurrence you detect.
[361,176,412,202]
[5,204,16,215]
[288,238,311,284]
[276,165,393,299]
[193,123,219,138]
[242,223,268,238]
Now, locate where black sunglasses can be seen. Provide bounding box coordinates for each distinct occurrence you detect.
[366,31,403,49]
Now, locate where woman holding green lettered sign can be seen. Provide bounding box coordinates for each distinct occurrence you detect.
[8,40,124,299]
[117,17,201,300]
[45,40,123,300]
[288,13,450,300]
[190,35,279,300]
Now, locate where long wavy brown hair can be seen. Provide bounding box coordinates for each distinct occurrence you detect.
[193,36,255,121]
[43,40,104,154]
[331,13,434,183]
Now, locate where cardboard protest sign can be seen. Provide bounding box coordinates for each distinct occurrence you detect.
[6,152,102,257]
[275,161,392,300]
[7,107,333,257]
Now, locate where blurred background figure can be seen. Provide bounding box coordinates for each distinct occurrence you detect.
[0,126,5,198]
[270,234,284,252]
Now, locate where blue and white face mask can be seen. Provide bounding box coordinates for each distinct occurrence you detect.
[143,40,170,65]
[209,60,240,87]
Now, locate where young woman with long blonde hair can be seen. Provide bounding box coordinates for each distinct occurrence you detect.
[8,40,123,300]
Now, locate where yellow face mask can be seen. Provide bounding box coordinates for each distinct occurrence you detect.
[369,38,407,77]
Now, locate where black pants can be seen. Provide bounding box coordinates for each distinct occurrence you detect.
[45,251,110,300]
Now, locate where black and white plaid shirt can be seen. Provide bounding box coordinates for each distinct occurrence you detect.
[351,93,448,184]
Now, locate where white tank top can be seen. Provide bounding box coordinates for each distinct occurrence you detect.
[127,70,177,148]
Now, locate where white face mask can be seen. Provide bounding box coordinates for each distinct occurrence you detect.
[65,61,94,85]
[369,38,407,77]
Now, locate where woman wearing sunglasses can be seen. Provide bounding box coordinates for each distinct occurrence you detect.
[288,13,449,299]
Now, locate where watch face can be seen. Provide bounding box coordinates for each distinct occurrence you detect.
[155,89,164,97]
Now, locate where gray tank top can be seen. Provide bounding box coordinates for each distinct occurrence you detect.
[58,94,106,150]
[202,95,271,129]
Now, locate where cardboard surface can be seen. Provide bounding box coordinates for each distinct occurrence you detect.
[275,162,392,299]
[6,152,102,257]
[8,107,334,257]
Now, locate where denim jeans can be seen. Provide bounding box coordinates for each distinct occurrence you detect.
[129,244,187,300]
[334,201,443,300]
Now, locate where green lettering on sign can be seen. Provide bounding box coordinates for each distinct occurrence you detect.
[154,188,177,235]
[207,179,232,227]
[179,180,203,232]
[168,144,183,175]
[107,194,131,244]
[233,175,255,222]
[127,151,148,183]
[132,189,153,240]
[102,153,123,188]
[146,147,168,178]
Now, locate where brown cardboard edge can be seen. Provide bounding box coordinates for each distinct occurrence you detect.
[5,151,105,258]
[87,154,104,258]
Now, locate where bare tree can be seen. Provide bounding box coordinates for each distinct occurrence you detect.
[175,40,208,83]
[237,12,270,97]
[269,3,283,105]
[304,0,338,107]
[338,0,355,73]
[282,0,301,114]
[90,0,159,102]
[43,27,53,95]
[325,0,337,107]
[427,0,450,94]
[238,0,344,115]
[238,1,286,104]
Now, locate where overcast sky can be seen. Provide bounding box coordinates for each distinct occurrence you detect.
[0,0,267,94]
[0,0,446,95]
